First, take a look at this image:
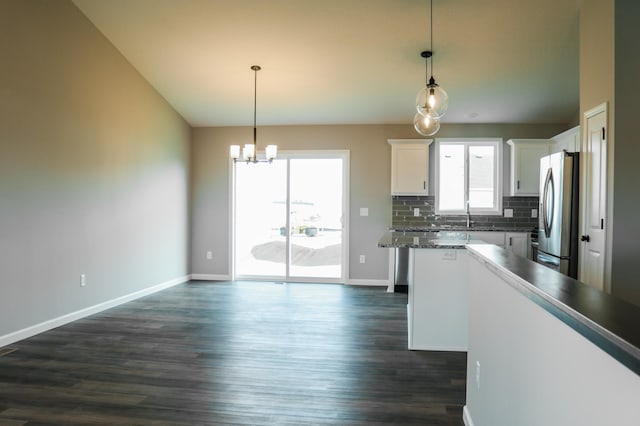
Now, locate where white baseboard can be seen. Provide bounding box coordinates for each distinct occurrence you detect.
[346,278,390,287]
[463,405,474,426]
[190,274,231,281]
[409,343,468,352]
[0,275,190,348]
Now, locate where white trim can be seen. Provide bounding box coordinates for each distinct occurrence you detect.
[229,157,236,280]
[0,275,190,348]
[387,138,433,145]
[190,274,231,281]
[409,343,467,351]
[463,405,475,426]
[342,151,351,284]
[345,278,390,287]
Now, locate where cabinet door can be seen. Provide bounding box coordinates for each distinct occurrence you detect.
[508,140,551,196]
[390,143,428,195]
[505,232,529,258]
[552,126,580,154]
[467,231,505,247]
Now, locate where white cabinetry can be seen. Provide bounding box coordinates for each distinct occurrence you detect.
[505,232,529,258]
[409,249,468,351]
[507,139,552,196]
[467,231,529,258]
[388,139,432,195]
[551,126,580,153]
[467,231,505,247]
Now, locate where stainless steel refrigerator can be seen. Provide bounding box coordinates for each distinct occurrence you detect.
[537,151,580,278]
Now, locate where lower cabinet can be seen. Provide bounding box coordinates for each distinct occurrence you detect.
[409,249,469,351]
[505,232,529,258]
[467,231,529,259]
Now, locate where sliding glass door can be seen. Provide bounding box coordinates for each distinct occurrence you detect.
[233,152,347,282]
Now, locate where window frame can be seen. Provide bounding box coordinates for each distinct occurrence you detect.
[434,138,503,216]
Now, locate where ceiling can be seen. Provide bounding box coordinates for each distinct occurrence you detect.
[73,0,581,127]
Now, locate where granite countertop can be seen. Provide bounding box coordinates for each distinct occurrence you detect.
[391,225,537,233]
[466,243,640,376]
[378,230,485,249]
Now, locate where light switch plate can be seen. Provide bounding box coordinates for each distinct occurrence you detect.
[360,207,369,216]
[504,208,513,218]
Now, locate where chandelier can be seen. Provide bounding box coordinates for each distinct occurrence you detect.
[414,0,448,136]
[230,65,277,163]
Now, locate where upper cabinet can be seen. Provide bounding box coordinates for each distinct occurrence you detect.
[507,139,552,196]
[388,139,432,195]
[551,126,580,153]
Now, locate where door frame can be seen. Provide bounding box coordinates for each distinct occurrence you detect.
[579,102,609,292]
[230,150,350,283]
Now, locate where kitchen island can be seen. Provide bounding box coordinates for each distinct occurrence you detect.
[379,231,640,425]
[463,244,640,426]
[378,230,484,351]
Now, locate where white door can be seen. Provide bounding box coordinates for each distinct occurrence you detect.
[579,104,607,291]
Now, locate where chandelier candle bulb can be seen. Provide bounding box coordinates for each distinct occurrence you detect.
[230,145,240,160]
[266,145,277,161]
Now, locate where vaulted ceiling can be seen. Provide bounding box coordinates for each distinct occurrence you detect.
[73,0,581,127]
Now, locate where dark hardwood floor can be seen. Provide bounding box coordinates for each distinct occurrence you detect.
[0,281,466,425]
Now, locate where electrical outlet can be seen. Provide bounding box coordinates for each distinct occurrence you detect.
[531,209,538,218]
[504,208,513,218]
[443,251,457,260]
[475,361,481,390]
[359,255,366,264]
[413,208,420,217]
[206,251,213,260]
[80,274,86,287]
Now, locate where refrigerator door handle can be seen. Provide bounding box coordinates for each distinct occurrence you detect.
[542,168,554,237]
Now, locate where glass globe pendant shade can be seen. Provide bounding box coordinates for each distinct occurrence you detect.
[416,78,449,119]
[414,111,440,136]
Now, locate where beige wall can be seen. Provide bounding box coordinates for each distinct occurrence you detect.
[190,123,567,282]
[579,0,640,306]
[0,0,191,337]
[580,0,615,293]
[610,0,640,305]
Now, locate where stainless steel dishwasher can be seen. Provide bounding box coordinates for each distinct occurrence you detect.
[394,247,410,292]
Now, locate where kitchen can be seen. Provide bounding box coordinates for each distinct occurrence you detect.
[378,128,640,425]
[381,130,577,348]
[2,1,640,425]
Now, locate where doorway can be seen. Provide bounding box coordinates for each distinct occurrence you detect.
[579,103,608,291]
[233,151,348,283]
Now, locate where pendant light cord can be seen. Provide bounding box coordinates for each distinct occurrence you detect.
[253,66,258,145]
[429,0,434,80]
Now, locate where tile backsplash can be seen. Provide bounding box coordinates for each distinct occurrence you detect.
[392,195,539,230]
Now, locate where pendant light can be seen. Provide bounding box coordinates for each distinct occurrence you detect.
[230,65,277,163]
[413,105,441,135]
[414,0,448,136]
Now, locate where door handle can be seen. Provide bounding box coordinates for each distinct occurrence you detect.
[581,235,590,242]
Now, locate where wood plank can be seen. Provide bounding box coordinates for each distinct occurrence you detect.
[0,282,466,425]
